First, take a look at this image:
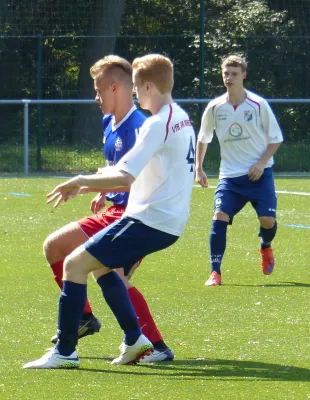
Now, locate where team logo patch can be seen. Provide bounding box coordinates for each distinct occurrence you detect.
[244,111,253,121]
[115,137,123,151]
[229,123,243,138]
[215,198,222,208]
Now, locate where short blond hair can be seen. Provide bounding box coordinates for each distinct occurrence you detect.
[221,55,247,72]
[132,54,174,94]
[90,55,132,85]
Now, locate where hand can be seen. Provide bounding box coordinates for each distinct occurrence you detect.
[195,168,209,188]
[91,192,106,214]
[47,177,81,208]
[248,163,265,181]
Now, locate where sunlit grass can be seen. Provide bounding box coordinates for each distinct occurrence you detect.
[0,177,310,399]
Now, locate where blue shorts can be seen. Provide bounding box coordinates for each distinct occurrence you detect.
[214,168,277,224]
[84,217,179,275]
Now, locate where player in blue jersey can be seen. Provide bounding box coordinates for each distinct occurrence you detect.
[42,55,173,362]
[196,55,283,286]
[24,53,196,369]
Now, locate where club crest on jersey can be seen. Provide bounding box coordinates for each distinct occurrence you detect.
[215,198,222,208]
[229,123,243,138]
[244,111,253,121]
[115,137,123,151]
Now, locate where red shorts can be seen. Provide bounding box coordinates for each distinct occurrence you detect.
[78,204,126,238]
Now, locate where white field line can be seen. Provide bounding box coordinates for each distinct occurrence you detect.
[275,190,310,196]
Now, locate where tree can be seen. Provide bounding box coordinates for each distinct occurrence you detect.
[0,0,125,144]
[0,0,309,147]
[72,0,125,142]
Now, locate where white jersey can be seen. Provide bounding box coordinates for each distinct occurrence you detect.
[198,90,283,179]
[117,103,196,236]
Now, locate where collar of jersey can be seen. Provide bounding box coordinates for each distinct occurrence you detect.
[111,105,137,132]
[224,89,248,106]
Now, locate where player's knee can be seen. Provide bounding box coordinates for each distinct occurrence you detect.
[43,234,57,262]
[43,230,72,264]
[63,254,78,280]
[213,211,229,222]
[259,216,275,229]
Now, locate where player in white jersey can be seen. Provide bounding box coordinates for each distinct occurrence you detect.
[121,104,195,236]
[24,54,196,369]
[196,55,283,286]
[42,55,174,363]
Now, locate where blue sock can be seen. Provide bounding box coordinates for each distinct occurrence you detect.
[259,221,277,249]
[97,272,141,345]
[209,220,228,275]
[56,280,87,356]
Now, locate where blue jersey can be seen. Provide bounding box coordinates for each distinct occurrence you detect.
[102,106,147,206]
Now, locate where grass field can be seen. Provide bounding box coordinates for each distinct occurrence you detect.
[1,176,310,400]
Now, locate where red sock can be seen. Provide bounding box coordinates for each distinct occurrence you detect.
[128,286,163,343]
[50,260,92,314]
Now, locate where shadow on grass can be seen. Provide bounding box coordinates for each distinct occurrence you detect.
[77,357,310,381]
[225,282,310,288]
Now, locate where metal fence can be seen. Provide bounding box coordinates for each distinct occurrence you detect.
[1,98,309,174]
[1,0,310,175]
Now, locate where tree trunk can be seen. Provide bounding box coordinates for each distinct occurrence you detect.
[72,0,125,144]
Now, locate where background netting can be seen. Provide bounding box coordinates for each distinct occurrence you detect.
[0,0,310,172]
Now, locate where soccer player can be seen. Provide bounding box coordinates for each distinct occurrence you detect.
[23,53,196,369]
[195,55,283,286]
[42,55,173,362]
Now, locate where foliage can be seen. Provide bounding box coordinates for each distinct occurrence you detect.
[0,0,310,150]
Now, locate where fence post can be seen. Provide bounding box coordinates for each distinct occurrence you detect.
[23,100,30,175]
[37,34,43,171]
[199,0,206,122]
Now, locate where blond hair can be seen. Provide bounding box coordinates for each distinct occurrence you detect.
[221,55,247,72]
[132,54,174,94]
[90,55,132,85]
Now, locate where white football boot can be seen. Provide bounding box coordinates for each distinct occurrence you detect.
[23,348,80,369]
[119,342,175,363]
[112,334,153,365]
[139,348,175,363]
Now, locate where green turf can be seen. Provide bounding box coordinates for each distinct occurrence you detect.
[0,176,310,400]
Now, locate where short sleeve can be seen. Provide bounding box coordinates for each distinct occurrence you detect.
[260,100,284,144]
[197,103,214,143]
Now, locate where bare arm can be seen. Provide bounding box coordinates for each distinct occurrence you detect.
[248,142,282,181]
[195,140,209,188]
[79,185,131,194]
[47,168,135,208]
[258,142,282,165]
[77,168,134,189]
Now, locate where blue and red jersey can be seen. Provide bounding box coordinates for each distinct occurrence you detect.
[102,106,147,206]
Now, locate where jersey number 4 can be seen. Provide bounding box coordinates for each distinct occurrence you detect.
[186,136,195,172]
